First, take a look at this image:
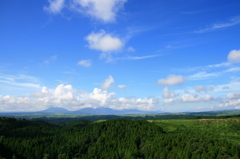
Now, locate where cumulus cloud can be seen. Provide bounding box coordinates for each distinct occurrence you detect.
[31,87,49,98]
[204,95,213,101]
[219,99,240,108]
[118,97,159,110]
[228,50,240,63]
[77,60,92,67]
[0,84,159,111]
[195,85,214,93]
[101,75,114,90]
[226,91,240,99]
[86,88,116,105]
[72,0,127,22]
[158,74,185,86]
[181,94,213,102]
[163,98,174,103]
[54,84,74,100]
[44,0,65,14]
[162,87,177,98]
[181,94,202,102]
[85,30,123,52]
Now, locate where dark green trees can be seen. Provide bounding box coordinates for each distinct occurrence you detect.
[0,117,240,159]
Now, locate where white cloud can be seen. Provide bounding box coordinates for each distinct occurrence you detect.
[85,30,123,52]
[0,84,160,111]
[118,97,159,110]
[87,88,116,105]
[214,81,240,92]
[54,84,74,100]
[195,85,214,92]
[31,87,49,98]
[228,50,240,63]
[163,98,174,103]
[195,16,240,33]
[158,74,185,86]
[72,0,127,22]
[118,85,127,88]
[0,74,40,88]
[224,67,240,72]
[226,91,240,99]
[119,55,160,60]
[207,62,231,68]
[101,75,114,90]
[44,0,65,14]
[181,94,214,102]
[176,62,232,73]
[77,60,92,67]
[189,71,219,80]
[162,87,177,98]
[195,85,207,92]
[204,95,213,101]
[219,99,240,108]
[181,94,202,102]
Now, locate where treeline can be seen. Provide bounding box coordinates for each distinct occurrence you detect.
[20,113,240,125]
[0,117,240,159]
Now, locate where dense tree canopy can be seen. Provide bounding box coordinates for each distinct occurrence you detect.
[0,117,239,159]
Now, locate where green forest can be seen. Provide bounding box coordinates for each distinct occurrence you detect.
[0,116,240,159]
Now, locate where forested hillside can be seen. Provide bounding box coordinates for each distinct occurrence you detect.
[0,117,240,159]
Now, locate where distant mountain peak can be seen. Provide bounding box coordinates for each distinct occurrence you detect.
[39,107,163,115]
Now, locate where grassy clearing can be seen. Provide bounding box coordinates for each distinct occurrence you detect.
[148,118,240,144]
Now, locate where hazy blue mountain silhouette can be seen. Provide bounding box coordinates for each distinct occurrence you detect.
[40,107,162,115]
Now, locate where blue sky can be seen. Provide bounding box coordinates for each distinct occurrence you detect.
[0,0,240,112]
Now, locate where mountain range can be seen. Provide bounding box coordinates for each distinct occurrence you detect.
[38,107,163,115]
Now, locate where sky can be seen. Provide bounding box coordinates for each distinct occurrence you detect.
[0,0,240,112]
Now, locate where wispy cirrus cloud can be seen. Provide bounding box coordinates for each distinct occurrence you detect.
[44,55,58,64]
[224,67,240,72]
[194,16,240,33]
[174,62,232,73]
[0,74,40,88]
[188,71,219,80]
[116,54,160,60]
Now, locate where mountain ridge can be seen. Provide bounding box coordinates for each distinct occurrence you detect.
[39,107,163,115]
